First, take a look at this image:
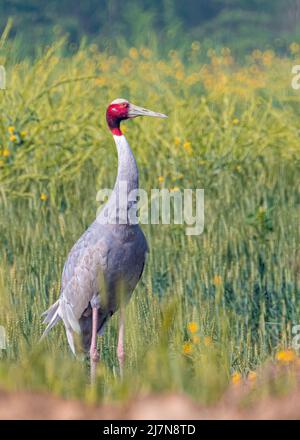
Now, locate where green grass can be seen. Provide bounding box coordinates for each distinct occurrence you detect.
[0,40,300,405]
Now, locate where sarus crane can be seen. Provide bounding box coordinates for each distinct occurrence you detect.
[42,98,167,382]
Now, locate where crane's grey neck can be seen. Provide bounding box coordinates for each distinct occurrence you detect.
[98,135,139,225]
[113,135,139,192]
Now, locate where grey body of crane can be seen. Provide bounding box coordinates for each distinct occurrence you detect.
[42,99,167,381]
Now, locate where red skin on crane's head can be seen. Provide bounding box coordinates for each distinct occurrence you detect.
[106,98,167,136]
[106,99,130,136]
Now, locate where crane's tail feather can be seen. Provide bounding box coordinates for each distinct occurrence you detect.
[60,298,81,334]
[66,328,76,355]
[40,300,61,340]
[41,298,80,355]
[42,300,60,324]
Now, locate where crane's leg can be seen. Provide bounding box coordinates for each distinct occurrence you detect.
[90,306,100,385]
[117,306,125,377]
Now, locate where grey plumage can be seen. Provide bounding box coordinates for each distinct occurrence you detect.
[42,133,148,354]
[42,99,166,375]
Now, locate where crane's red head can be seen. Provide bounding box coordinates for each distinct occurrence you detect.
[106,98,167,136]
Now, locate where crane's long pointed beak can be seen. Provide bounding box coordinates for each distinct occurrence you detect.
[128,103,167,119]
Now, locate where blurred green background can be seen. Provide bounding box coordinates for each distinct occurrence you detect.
[1,0,300,56]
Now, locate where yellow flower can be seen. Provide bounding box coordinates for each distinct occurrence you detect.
[183,141,192,155]
[192,335,200,344]
[231,372,242,385]
[262,50,274,66]
[170,186,180,192]
[221,47,231,56]
[129,47,139,60]
[20,131,27,138]
[183,342,193,355]
[258,206,266,215]
[232,118,239,125]
[185,73,199,86]
[8,126,15,134]
[247,371,257,382]
[204,336,212,346]
[89,43,98,53]
[2,148,10,157]
[158,176,164,184]
[175,70,184,81]
[276,349,296,364]
[213,275,222,286]
[140,47,152,59]
[207,48,216,58]
[191,41,200,51]
[187,322,198,334]
[95,77,107,86]
[174,137,180,146]
[251,49,262,60]
[40,193,48,202]
[290,42,300,55]
[121,58,133,74]
[10,135,17,142]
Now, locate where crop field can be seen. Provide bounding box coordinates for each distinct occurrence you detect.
[0,37,300,412]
